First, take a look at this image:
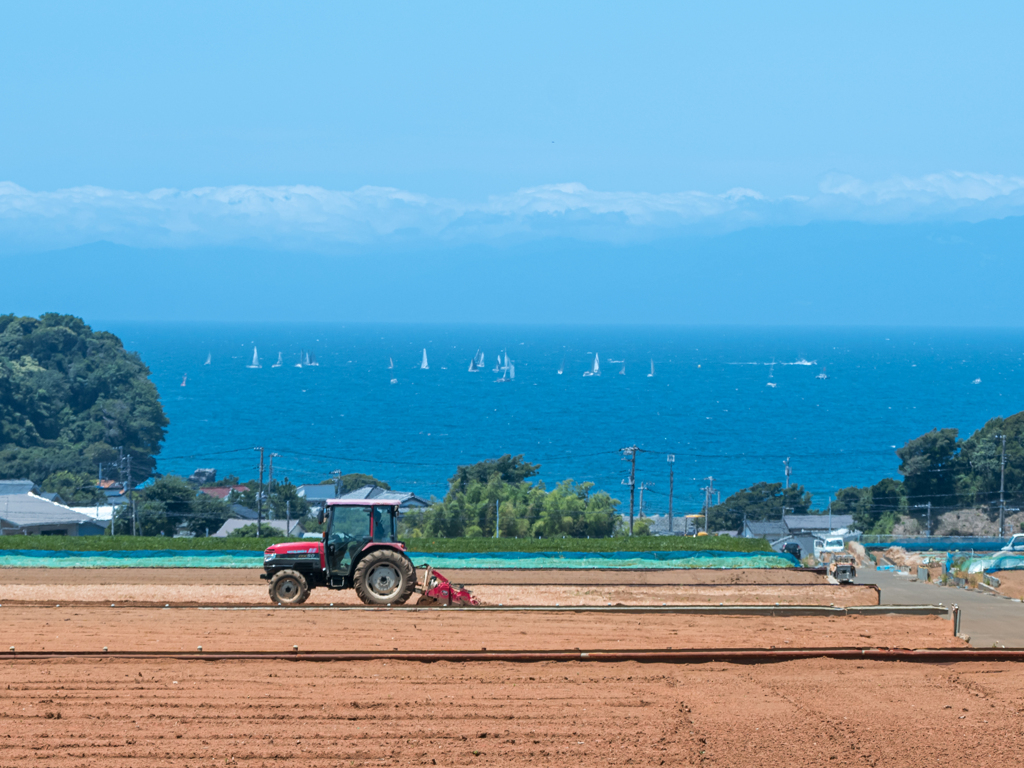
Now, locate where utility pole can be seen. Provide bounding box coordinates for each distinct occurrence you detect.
[638,482,654,518]
[268,453,280,525]
[667,454,675,534]
[784,457,792,489]
[999,434,1007,538]
[254,447,265,538]
[621,446,638,535]
[286,500,290,537]
[913,502,933,537]
[702,476,714,533]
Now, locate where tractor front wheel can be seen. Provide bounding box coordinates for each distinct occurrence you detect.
[353,550,416,606]
[268,569,311,605]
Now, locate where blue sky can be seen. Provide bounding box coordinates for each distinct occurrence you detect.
[2,2,1023,322]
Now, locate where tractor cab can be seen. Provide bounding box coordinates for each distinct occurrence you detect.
[319,499,403,586]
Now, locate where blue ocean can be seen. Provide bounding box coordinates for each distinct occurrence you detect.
[109,324,1023,513]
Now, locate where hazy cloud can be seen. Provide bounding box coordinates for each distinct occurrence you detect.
[1,172,1023,252]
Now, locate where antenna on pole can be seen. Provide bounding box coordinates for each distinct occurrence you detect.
[621,446,638,535]
[254,447,265,538]
[667,454,675,534]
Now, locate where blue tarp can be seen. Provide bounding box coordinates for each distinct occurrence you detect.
[961,553,1024,574]
[0,549,799,569]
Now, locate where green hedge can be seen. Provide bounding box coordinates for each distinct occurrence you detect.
[0,534,768,553]
[402,536,771,554]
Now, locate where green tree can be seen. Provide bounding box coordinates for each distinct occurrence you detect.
[706,482,813,532]
[896,428,959,506]
[234,478,311,521]
[955,413,1024,508]
[831,478,906,534]
[399,457,620,539]
[40,470,105,505]
[323,473,391,493]
[0,313,167,484]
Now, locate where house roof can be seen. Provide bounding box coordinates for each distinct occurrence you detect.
[743,520,789,538]
[0,493,106,528]
[0,479,40,495]
[297,484,338,501]
[199,486,249,500]
[783,514,854,532]
[338,485,429,508]
[210,518,303,538]
[228,503,258,520]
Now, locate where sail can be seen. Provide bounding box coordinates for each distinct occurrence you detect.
[509,362,515,380]
[648,359,655,377]
[204,353,211,365]
[493,355,501,372]
[309,353,318,366]
[247,346,261,368]
[593,353,600,374]
[272,352,283,368]
[503,351,510,370]
[619,361,625,375]
[295,350,303,368]
[388,357,394,369]
[421,349,429,369]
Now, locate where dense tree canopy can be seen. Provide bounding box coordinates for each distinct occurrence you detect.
[705,482,813,532]
[0,313,167,486]
[400,456,621,538]
[112,475,234,537]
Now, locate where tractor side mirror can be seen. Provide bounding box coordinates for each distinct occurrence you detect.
[317,509,325,526]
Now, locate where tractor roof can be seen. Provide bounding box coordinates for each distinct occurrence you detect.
[325,499,400,508]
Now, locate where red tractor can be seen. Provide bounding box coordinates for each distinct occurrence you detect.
[260,499,477,607]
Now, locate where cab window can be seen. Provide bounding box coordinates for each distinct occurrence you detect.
[371,506,395,541]
[329,507,371,541]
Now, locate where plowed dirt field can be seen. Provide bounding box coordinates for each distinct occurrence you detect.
[2,657,1021,767]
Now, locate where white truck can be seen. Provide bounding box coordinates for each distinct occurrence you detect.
[814,536,846,559]
[1001,534,1024,552]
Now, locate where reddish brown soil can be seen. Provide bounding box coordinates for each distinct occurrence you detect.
[992,570,1024,600]
[1,657,1020,767]
[0,566,827,585]
[0,606,959,653]
[0,582,877,607]
[0,567,858,607]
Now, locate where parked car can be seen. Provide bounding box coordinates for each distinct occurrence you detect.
[782,542,802,560]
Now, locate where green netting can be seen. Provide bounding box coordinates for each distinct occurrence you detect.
[0,549,797,569]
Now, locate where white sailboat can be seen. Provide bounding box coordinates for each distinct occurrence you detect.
[647,359,655,378]
[618,361,626,375]
[421,349,429,370]
[295,350,303,368]
[583,353,600,377]
[469,349,482,372]
[181,374,187,387]
[766,358,775,386]
[204,353,211,366]
[272,352,283,368]
[493,354,501,373]
[388,357,394,370]
[246,347,261,369]
[307,352,319,367]
[557,355,565,375]
[815,366,829,380]
[496,358,514,383]
[508,362,515,381]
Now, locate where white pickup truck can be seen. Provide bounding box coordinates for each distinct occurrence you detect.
[814,536,847,558]
[1001,534,1024,552]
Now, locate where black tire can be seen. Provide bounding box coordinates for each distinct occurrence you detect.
[353,549,416,606]
[268,569,310,605]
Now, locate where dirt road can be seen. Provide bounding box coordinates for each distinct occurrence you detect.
[1,657,1019,767]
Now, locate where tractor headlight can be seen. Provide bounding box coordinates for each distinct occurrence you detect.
[264,553,276,562]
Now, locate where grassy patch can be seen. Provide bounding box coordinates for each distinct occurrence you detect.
[0,534,770,554]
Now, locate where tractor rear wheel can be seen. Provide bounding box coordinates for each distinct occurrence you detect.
[353,550,415,606]
[268,569,310,605]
